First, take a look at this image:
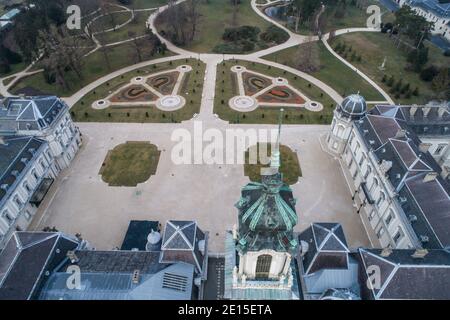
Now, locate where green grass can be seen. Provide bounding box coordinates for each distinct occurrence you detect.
[90,11,132,32]
[71,58,205,123]
[260,1,394,35]
[333,32,450,104]
[116,0,168,9]
[11,43,173,97]
[156,0,273,53]
[96,10,154,45]
[245,143,301,185]
[0,61,27,78]
[263,41,384,101]
[100,141,161,187]
[214,60,336,124]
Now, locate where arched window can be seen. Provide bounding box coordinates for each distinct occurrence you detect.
[255,255,272,280]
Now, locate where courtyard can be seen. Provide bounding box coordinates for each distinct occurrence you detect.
[28,122,370,253]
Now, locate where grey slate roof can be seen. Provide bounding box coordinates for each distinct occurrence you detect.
[358,248,450,300]
[0,96,66,134]
[39,262,195,300]
[298,223,349,275]
[356,104,450,249]
[0,232,80,300]
[160,220,207,277]
[0,136,46,204]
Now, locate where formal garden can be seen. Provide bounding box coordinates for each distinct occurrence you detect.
[244,143,302,185]
[215,60,337,124]
[99,141,161,187]
[70,58,205,123]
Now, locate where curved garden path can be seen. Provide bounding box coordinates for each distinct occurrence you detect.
[3,0,394,111]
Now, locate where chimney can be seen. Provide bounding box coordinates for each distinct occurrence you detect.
[411,249,428,259]
[67,251,79,264]
[441,167,450,180]
[418,143,432,153]
[380,248,393,257]
[395,129,407,139]
[409,106,418,117]
[423,172,438,183]
[132,270,140,284]
[381,160,393,173]
[0,136,6,145]
[422,107,431,118]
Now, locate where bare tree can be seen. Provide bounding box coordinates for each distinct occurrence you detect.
[128,31,143,62]
[296,36,320,73]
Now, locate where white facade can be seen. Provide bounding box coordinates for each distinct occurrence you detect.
[342,128,417,249]
[0,142,59,248]
[15,110,82,172]
[398,0,450,41]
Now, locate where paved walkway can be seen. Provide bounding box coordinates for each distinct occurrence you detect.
[22,1,393,251]
[29,123,370,252]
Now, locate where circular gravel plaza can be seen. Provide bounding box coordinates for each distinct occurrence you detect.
[305,101,324,112]
[156,95,186,111]
[229,95,258,112]
[93,99,110,110]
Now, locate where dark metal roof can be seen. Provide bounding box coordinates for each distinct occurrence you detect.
[0,232,80,300]
[298,223,349,275]
[160,220,207,277]
[0,136,46,204]
[120,220,160,251]
[0,96,66,134]
[359,248,450,300]
[356,104,450,249]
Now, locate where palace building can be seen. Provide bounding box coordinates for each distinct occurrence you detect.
[0,96,82,249]
[327,95,450,250]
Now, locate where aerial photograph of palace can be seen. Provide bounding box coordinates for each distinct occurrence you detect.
[0,0,449,302]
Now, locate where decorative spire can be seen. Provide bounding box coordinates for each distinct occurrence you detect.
[270,108,284,171]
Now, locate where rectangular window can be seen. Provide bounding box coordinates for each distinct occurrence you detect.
[434,144,447,155]
[377,226,385,239]
[394,229,403,244]
[385,212,393,226]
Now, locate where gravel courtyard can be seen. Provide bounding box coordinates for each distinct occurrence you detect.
[29,122,370,252]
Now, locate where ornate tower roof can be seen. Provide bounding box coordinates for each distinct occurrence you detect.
[235,109,298,254]
[338,94,367,120]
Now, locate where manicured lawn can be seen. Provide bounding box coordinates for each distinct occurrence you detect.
[11,43,173,97]
[263,41,385,101]
[245,143,301,185]
[71,58,205,123]
[333,32,450,104]
[100,141,161,187]
[156,0,273,53]
[215,60,337,124]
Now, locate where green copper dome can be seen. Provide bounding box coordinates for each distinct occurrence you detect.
[235,172,298,254]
